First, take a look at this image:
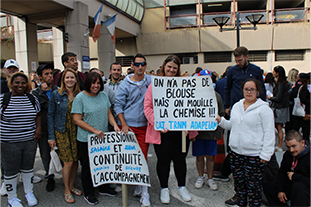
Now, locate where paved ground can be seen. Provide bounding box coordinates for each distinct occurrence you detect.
[2,144,238,207]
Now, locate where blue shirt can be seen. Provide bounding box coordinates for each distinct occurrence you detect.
[71,91,111,142]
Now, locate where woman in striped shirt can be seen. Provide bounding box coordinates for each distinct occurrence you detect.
[1,72,41,207]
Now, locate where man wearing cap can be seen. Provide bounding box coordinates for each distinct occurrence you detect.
[31,64,57,192]
[1,59,19,94]
[53,52,86,90]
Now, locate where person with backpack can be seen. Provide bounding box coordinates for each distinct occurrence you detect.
[0,72,41,207]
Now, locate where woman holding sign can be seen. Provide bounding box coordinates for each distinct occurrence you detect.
[144,55,192,204]
[72,72,120,205]
[47,68,81,203]
[216,78,275,206]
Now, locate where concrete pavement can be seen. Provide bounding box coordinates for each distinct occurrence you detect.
[1,144,253,207]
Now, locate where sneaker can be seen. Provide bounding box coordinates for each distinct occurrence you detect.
[275,147,283,152]
[8,197,23,207]
[206,179,218,190]
[160,188,170,204]
[114,184,122,193]
[140,193,150,207]
[46,178,55,192]
[84,195,98,205]
[25,191,38,206]
[213,173,230,182]
[195,176,204,189]
[133,186,141,197]
[21,175,42,184]
[178,187,191,202]
[0,183,7,196]
[225,194,239,207]
[99,187,117,196]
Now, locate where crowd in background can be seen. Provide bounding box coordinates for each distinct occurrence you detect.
[0,46,310,207]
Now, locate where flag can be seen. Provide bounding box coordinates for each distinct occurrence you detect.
[92,4,103,42]
[104,13,118,44]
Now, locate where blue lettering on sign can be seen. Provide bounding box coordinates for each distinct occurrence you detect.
[124,145,136,150]
[190,121,217,130]
[90,146,111,154]
[94,166,109,173]
[156,121,165,130]
[125,166,142,172]
[168,121,187,129]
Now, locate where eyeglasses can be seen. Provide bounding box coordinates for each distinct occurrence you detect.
[244,88,257,93]
[13,81,27,85]
[133,62,146,67]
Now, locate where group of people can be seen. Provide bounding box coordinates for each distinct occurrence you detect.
[0,46,310,207]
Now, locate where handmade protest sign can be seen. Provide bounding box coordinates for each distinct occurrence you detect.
[88,132,150,187]
[152,76,218,131]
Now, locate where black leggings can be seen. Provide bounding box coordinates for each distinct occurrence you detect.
[153,131,190,188]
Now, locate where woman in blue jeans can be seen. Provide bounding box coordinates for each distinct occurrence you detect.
[47,68,82,203]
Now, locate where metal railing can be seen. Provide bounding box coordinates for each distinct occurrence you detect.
[165,7,310,29]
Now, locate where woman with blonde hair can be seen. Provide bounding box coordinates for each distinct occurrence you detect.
[48,68,81,203]
[287,68,299,87]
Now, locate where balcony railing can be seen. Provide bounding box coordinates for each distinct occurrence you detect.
[165,7,309,29]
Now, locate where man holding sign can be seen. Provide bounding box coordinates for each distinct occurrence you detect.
[114,54,151,207]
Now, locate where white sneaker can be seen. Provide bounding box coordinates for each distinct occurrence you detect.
[133,186,141,197]
[178,187,191,202]
[25,191,38,206]
[160,188,170,204]
[8,197,23,207]
[140,193,150,207]
[0,182,7,196]
[195,176,204,189]
[114,185,122,193]
[207,179,218,191]
[19,175,42,184]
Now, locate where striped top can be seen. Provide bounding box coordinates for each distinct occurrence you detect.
[0,94,41,143]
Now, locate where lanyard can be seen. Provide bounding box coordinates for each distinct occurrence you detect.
[291,148,307,171]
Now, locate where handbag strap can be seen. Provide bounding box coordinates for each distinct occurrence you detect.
[296,85,303,98]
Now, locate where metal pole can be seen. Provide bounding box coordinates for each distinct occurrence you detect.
[236,12,240,47]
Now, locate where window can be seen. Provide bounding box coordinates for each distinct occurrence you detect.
[275,50,304,61]
[116,56,134,67]
[175,53,198,64]
[248,51,267,62]
[169,5,197,27]
[204,52,231,63]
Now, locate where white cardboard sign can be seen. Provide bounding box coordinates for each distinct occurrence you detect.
[152,76,218,131]
[88,132,150,187]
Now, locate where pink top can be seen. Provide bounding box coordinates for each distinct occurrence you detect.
[144,84,198,145]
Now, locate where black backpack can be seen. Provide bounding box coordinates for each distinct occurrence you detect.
[1,92,36,120]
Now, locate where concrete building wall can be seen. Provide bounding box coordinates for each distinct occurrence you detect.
[38,42,53,62]
[131,6,311,74]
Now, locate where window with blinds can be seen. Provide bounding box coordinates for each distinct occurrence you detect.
[204,52,231,63]
[275,50,305,61]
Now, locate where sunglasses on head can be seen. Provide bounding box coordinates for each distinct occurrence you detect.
[133,62,146,67]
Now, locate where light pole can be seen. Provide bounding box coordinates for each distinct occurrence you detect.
[213,12,264,47]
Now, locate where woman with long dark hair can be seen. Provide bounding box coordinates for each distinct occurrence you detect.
[267,66,290,151]
[144,55,192,204]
